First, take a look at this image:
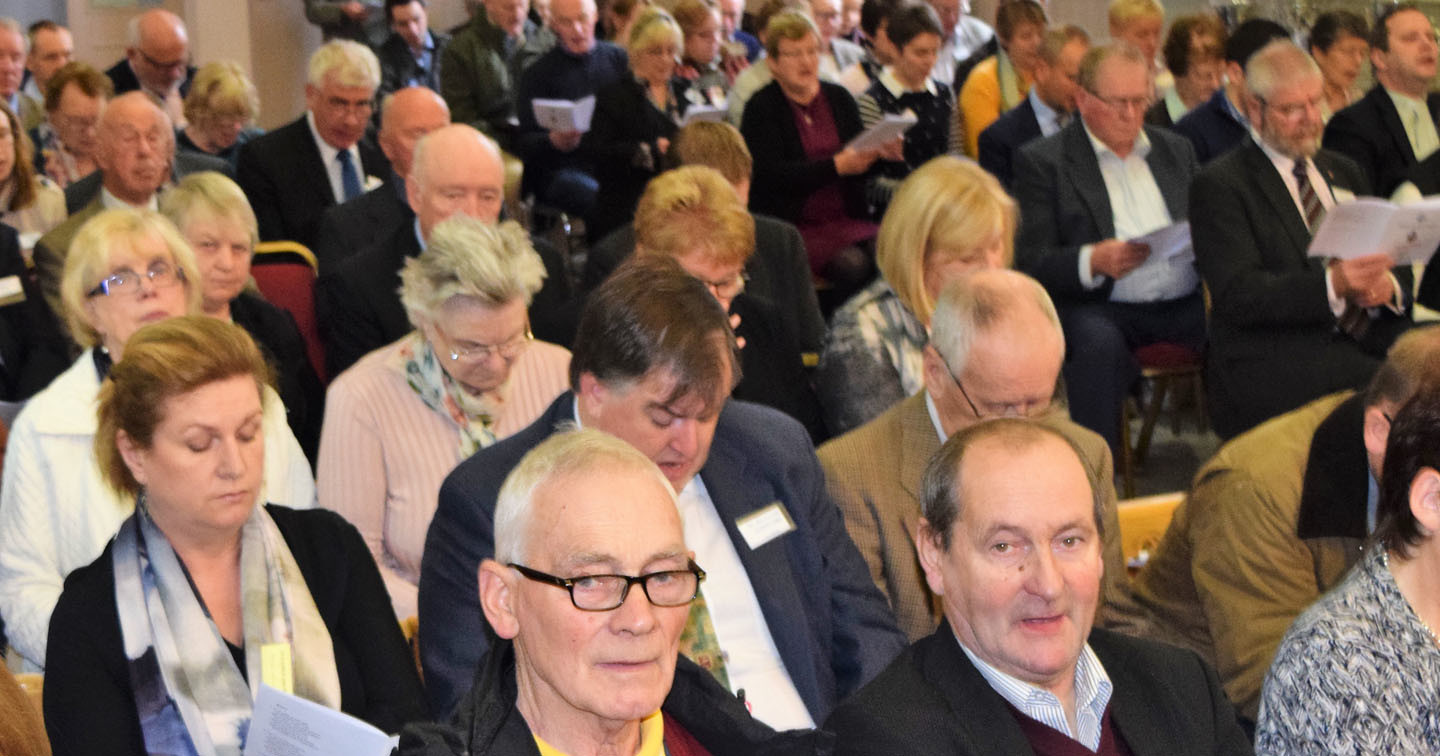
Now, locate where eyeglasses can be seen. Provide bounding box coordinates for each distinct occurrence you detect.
[940,352,1050,420]
[324,95,375,116]
[439,324,533,363]
[1088,91,1150,114]
[1256,95,1322,122]
[509,560,706,611]
[137,48,189,72]
[87,261,185,298]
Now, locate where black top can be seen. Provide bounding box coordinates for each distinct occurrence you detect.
[104,59,195,99]
[43,506,428,755]
[580,75,686,241]
[0,225,71,401]
[741,81,870,225]
[230,291,324,465]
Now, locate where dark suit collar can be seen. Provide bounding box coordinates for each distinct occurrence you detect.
[1060,121,1114,239]
[1297,392,1370,541]
[1236,136,1314,262]
[1364,83,1422,166]
[1089,630,1190,755]
[282,115,336,211]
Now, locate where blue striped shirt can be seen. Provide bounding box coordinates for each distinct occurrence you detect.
[959,639,1114,751]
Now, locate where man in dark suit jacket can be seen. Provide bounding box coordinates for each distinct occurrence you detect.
[0,225,69,402]
[418,257,906,723]
[824,419,1252,755]
[103,9,194,126]
[316,124,575,376]
[376,0,451,101]
[1173,18,1288,164]
[1013,44,1206,454]
[1193,41,1413,440]
[235,41,390,252]
[312,86,451,272]
[62,149,230,215]
[977,26,1088,189]
[1323,5,1440,198]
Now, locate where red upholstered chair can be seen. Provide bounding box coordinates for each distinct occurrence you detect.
[1118,342,1206,497]
[251,241,326,383]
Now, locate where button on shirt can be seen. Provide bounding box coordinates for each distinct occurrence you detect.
[674,477,815,731]
[1078,126,1199,303]
[306,110,366,205]
[1387,87,1440,163]
[961,639,1115,750]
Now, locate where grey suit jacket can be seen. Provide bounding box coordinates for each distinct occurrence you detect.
[62,151,232,215]
[1012,120,1199,302]
[32,197,104,319]
[817,392,1141,642]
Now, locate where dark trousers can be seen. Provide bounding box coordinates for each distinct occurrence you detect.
[1059,289,1207,454]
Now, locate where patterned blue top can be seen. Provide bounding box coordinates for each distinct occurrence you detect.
[1255,546,1440,755]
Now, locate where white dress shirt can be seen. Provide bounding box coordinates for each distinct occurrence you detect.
[1077,125,1199,303]
[306,110,365,204]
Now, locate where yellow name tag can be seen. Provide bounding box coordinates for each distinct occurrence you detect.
[260,642,294,694]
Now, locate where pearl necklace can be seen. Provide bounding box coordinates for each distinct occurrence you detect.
[1383,550,1440,646]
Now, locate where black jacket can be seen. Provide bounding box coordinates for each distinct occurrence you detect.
[103,59,195,99]
[741,81,869,226]
[311,177,412,273]
[399,633,829,755]
[1324,84,1440,198]
[231,292,324,464]
[0,225,69,401]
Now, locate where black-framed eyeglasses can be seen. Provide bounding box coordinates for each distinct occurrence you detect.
[508,559,706,611]
[87,261,186,298]
[137,48,189,72]
[938,351,1049,420]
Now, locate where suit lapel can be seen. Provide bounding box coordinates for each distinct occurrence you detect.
[1374,86,1419,165]
[1062,124,1115,239]
[1018,99,1041,143]
[897,393,939,504]
[920,623,1038,755]
[1242,139,1313,263]
[291,118,339,210]
[1143,130,1187,221]
[1094,638,1186,756]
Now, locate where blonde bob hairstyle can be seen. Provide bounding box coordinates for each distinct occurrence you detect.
[634,165,755,269]
[876,156,1016,324]
[627,7,683,56]
[61,209,202,349]
[160,171,260,245]
[95,316,274,499]
[183,61,261,127]
[398,215,547,328]
[307,39,381,91]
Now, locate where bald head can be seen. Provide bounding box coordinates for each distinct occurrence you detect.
[97,91,173,205]
[408,124,505,237]
[126,9,189,94]
[379,87,452,179]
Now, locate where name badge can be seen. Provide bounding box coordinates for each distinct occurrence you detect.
[736,502,796,550]
[260,642,294,694]
[0,275,24,306]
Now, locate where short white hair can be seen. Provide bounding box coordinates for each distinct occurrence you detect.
[929,269,1063,376]
[0,18,24,51]
[1245,39,1321,103]
[307,39,381,91]
[493,428,677,564]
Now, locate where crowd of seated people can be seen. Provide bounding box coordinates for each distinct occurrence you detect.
[5,1,1440,754]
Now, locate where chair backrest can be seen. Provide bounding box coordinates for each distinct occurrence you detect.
[14,673,42,718]
[251,241,326,383]
[1118,491,1185,574]
[400,615,423,682]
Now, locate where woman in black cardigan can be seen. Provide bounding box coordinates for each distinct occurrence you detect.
[740,10,896,293]
[44,317,426,755]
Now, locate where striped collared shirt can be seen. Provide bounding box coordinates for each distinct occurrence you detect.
[959,639,1115,751]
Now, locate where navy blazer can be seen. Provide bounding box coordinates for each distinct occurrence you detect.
[1012,120,1198,302]
[825,621,1253,756]
[1191,137,1412,439]
[1324,84,1440,198]
[234,116,390,251]
[977,96,1042,189]
[1173,88,1248,165]
[417,393,906,719]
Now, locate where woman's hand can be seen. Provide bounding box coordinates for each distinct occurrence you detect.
[878,136,905,163]
[833,147,880,176]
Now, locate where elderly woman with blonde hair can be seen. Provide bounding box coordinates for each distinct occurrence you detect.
[815,155,1015,433]
[0,209,315,672]
[317,215,571,619]
[177,61,263,168]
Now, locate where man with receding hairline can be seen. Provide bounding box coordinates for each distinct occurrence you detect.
[825,418,1251,755]
[21,21,71,119]
[104,9,194,126]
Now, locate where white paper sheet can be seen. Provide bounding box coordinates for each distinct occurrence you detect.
[532,95,597,133]
[845,112,917,152]
[1131,221,1193,263]
[1307,196,1440,265]
[680,104,726,126]
[242,685,397,756]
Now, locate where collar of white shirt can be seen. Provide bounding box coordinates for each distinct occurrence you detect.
[1082,121,1150,163]
[100,186,159,211]
[306,110,363,203]
[877,66,938,98]
[959,636,1115,750]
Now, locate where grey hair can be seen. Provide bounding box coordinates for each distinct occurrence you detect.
[0,18,24,51]
[921,419,1102,551]
[493,427,677,564]
[398,216,547,327]
[1245,39,1321,102]
[1078,40,1149,93]
[928,269,1064,377]
[307,39,381,90]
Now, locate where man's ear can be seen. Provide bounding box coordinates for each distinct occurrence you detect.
[915,517,948,597]
[479,559,520,639]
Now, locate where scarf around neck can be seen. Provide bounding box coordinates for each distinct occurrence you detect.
[397,331,502,457]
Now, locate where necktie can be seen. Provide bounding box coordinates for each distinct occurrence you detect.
[678,592,730,690]
[337,149,363,202]
[1293,159,1324,232]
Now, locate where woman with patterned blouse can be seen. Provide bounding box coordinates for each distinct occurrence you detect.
[1256,383,1440,754]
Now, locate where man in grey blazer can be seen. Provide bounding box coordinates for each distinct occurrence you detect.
[1013,42,1206,454]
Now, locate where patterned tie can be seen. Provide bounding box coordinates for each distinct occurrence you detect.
[337,149,363,201]
[1300,159,1370,340]
[1293,158,1324,232]
[678,592,730,690]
